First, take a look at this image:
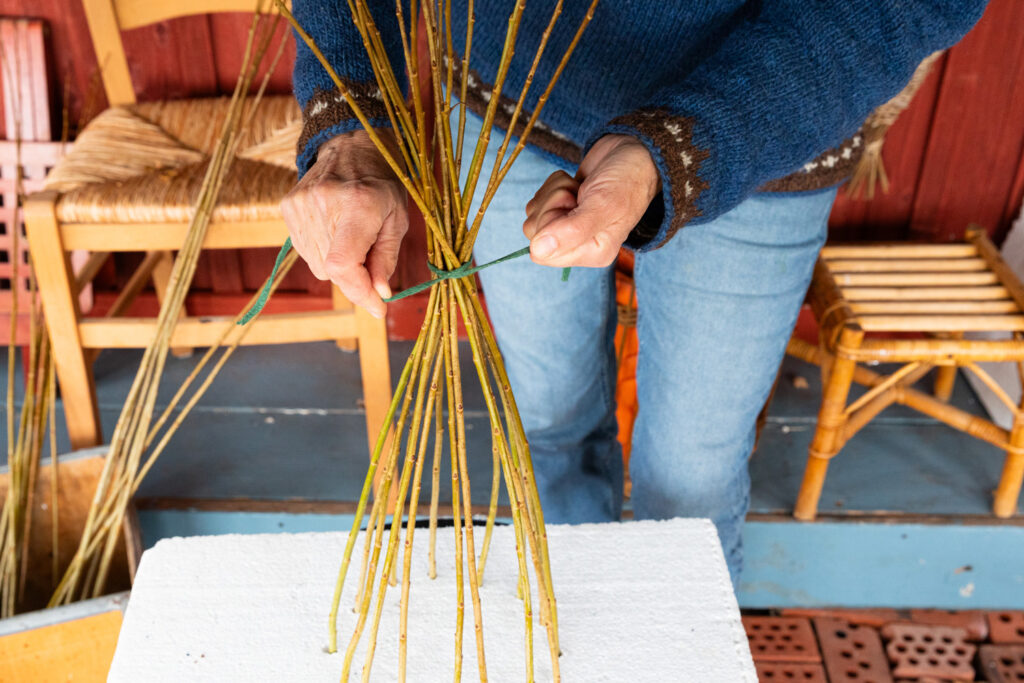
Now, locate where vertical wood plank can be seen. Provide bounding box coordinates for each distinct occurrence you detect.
[828,54,948,242]
[208,13,293,96]
[119,16,219,103]
[909,0,1024,242]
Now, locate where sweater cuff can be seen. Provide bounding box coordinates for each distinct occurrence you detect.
[295,83,392,175]
[588,109,710,251]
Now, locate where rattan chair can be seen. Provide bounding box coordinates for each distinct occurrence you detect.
[27,0,391,455]
[790,228,1024,520]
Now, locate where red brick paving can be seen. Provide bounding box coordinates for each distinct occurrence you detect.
[978,643,1024,683]
[814,617,894,683]
[989,611,1024,644]
[746,610,1024,681]
[880,622,976,680]
[754,661,828,682]
[743,616,821,663]
[780,608,901,628]
[909,608,989,641]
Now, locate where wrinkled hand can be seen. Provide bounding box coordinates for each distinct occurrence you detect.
[281,130,407,319]
[524,134,660,268]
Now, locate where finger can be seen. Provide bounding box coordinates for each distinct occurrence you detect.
[524,189,578,240]
[365,206,408,300]
[529,195,611,265]
[536,227,621,268]
[524,175,579,240]
[525,170,576,216]
[324,238,386,319]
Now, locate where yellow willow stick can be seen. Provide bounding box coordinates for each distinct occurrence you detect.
[352,487,381,611]
[362,297,445,664]
[461,0,599,263]
[360,325,444,682]
[339,294,442,667]
[49,348,59,587]
[454,0,474,173]
[439,284,465,683]
[452,279,546,678]
[73,9,287,602]
[398,350,444,683]
[346,0,422,188]
[142,253,298,453]
[276,1,460,268]
[427,378,443,580]
[446,287,489,682]
[340,379,411,676]
[475,432,501,583]
[328,288,438,653]
[421,0,463,228]
[460,0,526,226]
[88,26,279,596]
[55,12,277,604]
[460,0,562,256]
[453,278,559,677]
[132,256,300,490]
[18,338,50,602]
[405,0,434,217]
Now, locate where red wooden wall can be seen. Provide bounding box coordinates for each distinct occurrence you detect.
[1,0,1023,315]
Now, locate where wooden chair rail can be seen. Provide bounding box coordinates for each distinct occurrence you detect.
[61,219,288,251]
[77,311,355,348]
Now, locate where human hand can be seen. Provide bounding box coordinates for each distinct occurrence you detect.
[281,130,408,319]
[523,134,660,268]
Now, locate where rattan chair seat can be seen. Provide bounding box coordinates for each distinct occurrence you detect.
[820,243,1024,334]
[44,95,300,223]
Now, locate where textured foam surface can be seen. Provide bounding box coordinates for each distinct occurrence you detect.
[109,518,755,682]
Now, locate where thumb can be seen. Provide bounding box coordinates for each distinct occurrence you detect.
[530,189,615,262]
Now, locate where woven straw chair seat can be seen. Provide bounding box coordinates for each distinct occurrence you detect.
[44,96,300,223]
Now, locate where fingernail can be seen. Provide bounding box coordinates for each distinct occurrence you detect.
[533,234,558,259]
[370,307,384,320]
[374,281,392,300]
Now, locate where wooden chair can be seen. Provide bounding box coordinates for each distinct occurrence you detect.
[790,228,1024,520]
[26,0,391,456]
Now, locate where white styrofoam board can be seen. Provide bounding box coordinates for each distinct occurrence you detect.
[108,518,755,682]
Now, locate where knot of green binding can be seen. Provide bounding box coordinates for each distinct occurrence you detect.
[239,240,570,324]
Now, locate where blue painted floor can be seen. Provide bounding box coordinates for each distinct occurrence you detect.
[4,341,1024,608]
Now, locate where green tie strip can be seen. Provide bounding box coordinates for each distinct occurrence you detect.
[239,240,570,324]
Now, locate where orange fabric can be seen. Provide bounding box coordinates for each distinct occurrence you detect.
[614,252,639,497]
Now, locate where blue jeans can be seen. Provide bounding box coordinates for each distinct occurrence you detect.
[457,113,834,583]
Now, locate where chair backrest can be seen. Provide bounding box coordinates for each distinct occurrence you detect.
[81,0,281,107]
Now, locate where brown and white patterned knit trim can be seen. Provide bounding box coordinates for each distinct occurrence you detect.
[759,132,864,193]
[607,109,710,247]
[296,81,390,160]
[450,65,583,165]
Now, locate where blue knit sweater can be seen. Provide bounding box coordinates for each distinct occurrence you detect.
[292,1,985,250]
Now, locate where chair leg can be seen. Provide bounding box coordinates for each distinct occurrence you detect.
[933,364,957,402]
[994,417,1024,518]
[151,250,192,358]
[355,305,392,458]
[24,192,102,449]
[332,286,357,352]
[794,350,858,521]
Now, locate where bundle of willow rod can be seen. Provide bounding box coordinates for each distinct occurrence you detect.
[0,139,60,620]
[0,36,61,617]
[48,6,294,606]
[276,1,597,680]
